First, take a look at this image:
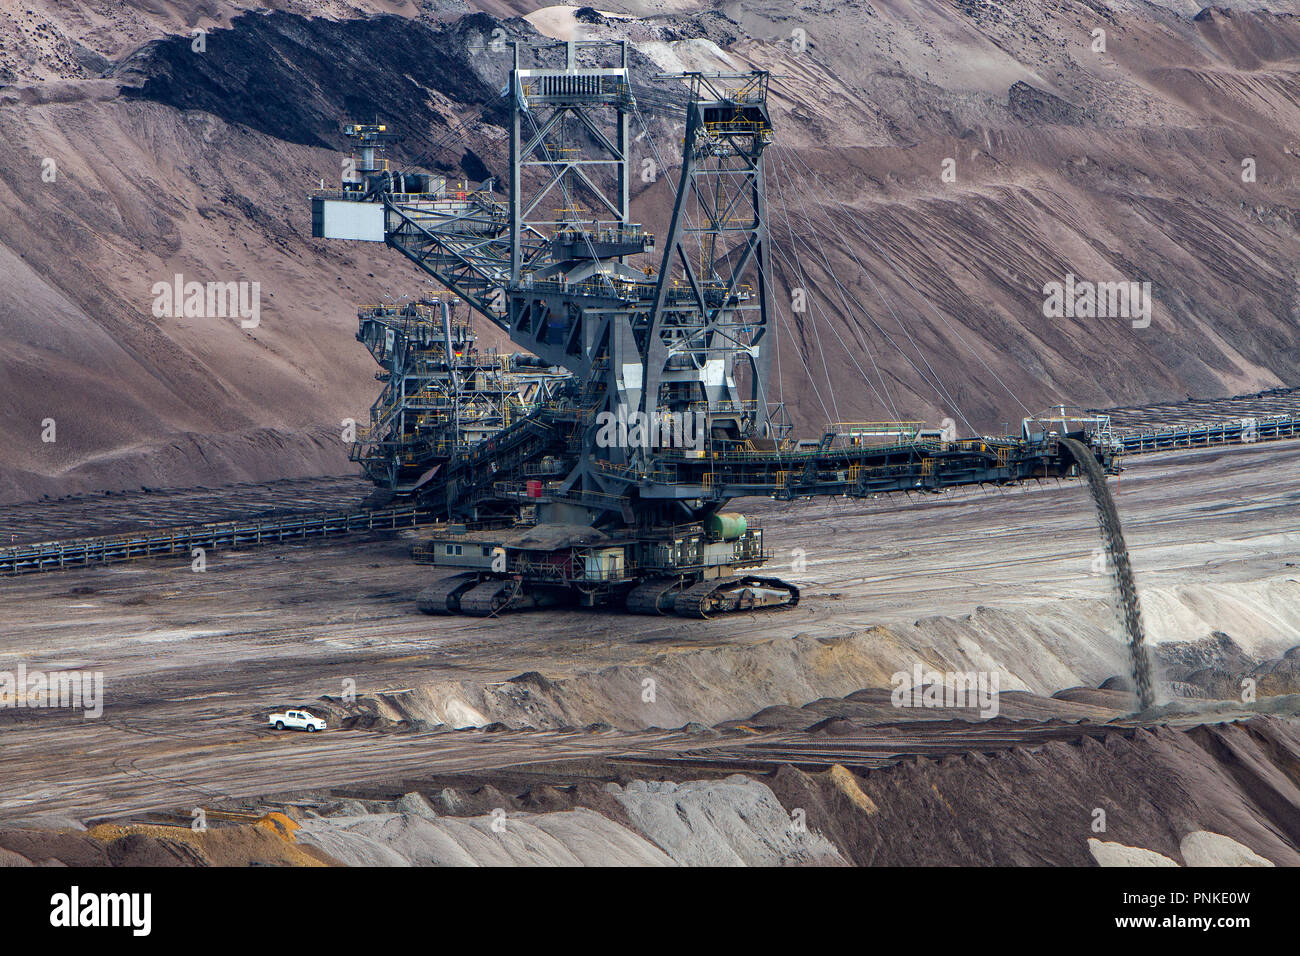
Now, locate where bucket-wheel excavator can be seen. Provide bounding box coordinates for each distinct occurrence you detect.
[311,40,1116,617]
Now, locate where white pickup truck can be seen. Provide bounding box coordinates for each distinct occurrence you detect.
[268,709,326,732]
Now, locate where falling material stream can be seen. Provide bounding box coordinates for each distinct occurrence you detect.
[1059,437,1154,710]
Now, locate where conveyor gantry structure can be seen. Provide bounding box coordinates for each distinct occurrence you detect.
[352,298,568,495]
[9,398,1300,580]
[310,39,1118,617]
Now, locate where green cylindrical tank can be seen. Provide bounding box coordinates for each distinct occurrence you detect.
[705,511,747,541]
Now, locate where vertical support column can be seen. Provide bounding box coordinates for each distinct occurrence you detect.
[750,149,773,435]
[616,45,630,265]
[642,98,703,431]
[510,42,522,284]
[619,40,630,227]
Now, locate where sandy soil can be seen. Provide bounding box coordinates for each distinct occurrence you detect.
[1,440,1298,833]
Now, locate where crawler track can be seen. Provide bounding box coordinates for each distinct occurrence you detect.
[625,577,689,614]
[458,578,526,616]
[673,575,800,618]
[416,572,481,614]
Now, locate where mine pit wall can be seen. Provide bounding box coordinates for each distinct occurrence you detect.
[285,718,1300,867]
[292,780,850,867]
[767,718,1300,867]
[357,577,1300,731]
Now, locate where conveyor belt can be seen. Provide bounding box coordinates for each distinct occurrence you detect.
[5,392,1299,579]
[1099,386,1300,456]
[0,505,435,577]
[1116,415,1300,455]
